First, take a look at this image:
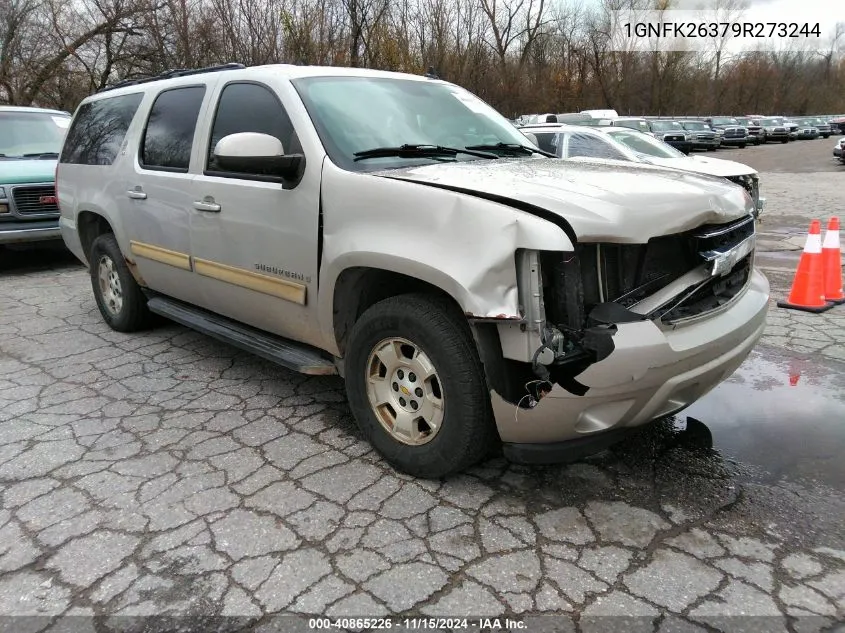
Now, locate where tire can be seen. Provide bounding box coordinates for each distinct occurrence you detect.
[739,143,746,149]
[89,233,154,332]
[781,139,788,144]
[345,293,497,478]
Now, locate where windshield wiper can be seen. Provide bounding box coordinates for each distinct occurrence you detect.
[353,144,498,161]
[464,142,556,158]
[22,152,59,159]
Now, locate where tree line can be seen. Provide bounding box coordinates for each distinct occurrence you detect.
[2,0,844,118]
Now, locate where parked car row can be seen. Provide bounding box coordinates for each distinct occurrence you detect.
[515,111,842,152]
[1,64,772,477]
[517,122,765,219]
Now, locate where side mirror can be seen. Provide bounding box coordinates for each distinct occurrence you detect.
[213,132,304,180]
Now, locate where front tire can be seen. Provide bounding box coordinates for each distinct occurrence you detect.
[89,233,154,332]
[345,293,497,478]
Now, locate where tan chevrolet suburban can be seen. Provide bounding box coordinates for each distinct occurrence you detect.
[57,63,769,478]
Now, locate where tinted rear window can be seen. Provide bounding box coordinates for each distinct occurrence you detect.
[60,93,143,165]
[141,86,206,171]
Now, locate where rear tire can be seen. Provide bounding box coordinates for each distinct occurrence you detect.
[89,233,155,332]
[739,143,746,149]
[344,293,497,478]
[781,139,788,144]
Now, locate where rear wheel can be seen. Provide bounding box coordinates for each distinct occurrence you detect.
[345,293,497,478]
[739,143,746,149]
[89,233,155,332]
[781,139,788,144]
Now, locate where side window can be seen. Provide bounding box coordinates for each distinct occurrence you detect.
[60,93,143,165]
[207,82,301,175]
[532,132,557,154]
[140,86,205,171]
[566,132,628,161]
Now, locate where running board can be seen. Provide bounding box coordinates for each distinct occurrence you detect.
[147,296,337,376]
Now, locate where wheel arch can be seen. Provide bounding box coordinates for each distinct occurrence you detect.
[327,260,477,359]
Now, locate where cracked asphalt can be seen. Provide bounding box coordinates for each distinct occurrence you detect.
[1,146,844,633]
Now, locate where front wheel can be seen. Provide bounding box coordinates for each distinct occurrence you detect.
[89,233,155,332]
[345,293,497,478]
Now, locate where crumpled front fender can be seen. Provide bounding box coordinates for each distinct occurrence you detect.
[317,160,574,355]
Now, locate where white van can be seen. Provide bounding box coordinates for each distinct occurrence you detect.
[580,109,619,119]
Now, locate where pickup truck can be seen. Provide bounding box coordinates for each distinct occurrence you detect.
[0,106,71,245]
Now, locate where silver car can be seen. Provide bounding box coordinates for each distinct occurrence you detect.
[57,64,769,477]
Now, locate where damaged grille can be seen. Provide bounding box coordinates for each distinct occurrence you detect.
[541,215,755,328]
[655,256,751,322]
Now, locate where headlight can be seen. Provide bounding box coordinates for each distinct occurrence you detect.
[0,186,6,199]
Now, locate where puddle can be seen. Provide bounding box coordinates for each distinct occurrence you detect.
[683,345,845,488]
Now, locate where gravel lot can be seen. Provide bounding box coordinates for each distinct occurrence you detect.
[1,141,844,633]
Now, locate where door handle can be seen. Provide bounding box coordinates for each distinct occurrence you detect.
[193,199,221,212]
[126,189,147,200]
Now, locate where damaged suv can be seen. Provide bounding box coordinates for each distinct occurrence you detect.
[57,64,770,478]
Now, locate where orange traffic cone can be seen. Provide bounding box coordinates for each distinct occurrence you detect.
[777,220,833,313]
[822,217,845,305]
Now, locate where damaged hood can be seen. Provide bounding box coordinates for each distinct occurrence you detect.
[375,157,754,242]
[643,155,757,178]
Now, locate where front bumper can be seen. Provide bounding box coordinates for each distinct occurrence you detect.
[493,268,770,458]
[665,139,692,153]
[0,220,62,245]
[720,136,749,145]
[690,138,719,149]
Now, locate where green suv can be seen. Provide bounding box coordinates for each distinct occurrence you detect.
[0,106,71,244]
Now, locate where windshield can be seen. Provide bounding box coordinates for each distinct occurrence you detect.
[735,118,755,125]
[760,118,780,125]
[291,76,533,171]
[681,121,707,130]
[605,129,684,159]
[615,120,650,132]
[649,121,683,131]
[0,111,70,158]
[711,117,738,126]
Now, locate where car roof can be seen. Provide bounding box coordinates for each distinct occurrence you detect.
[82,64,452,103]
[0,105,70,116]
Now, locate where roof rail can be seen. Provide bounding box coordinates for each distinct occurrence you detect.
[97,62,246,93]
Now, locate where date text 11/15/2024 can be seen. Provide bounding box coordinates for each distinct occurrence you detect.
[308,617,528,630]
